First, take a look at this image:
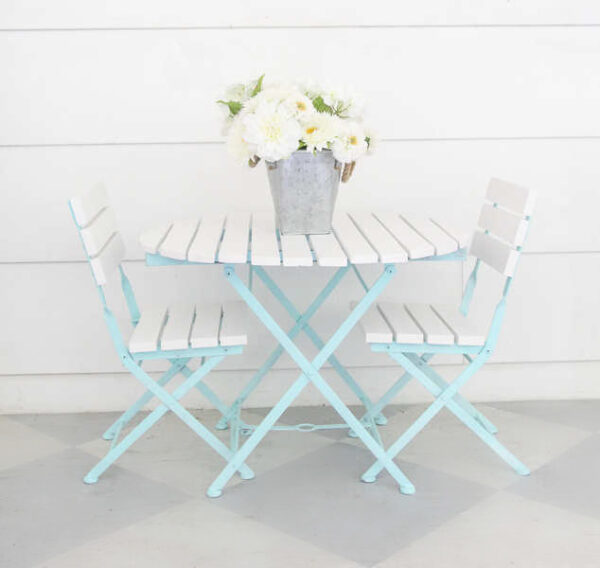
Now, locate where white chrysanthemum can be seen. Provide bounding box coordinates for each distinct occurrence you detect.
[242,86,292,115]
[226,116,255,164]
[317,84,363,118]
[331,121,368,163]
[300,113,338,153]
[242,101,301,162]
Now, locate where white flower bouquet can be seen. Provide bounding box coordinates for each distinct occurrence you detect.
[218,75,373,182]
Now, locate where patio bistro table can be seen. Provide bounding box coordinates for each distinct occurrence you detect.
[139,211,469,497]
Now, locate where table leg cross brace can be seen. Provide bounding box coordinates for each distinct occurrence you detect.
[206,264,415,498]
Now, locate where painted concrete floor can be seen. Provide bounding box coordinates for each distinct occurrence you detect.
[2,400,600,567]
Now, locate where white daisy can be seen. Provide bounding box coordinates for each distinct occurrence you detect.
[300,113,338,153]
[242,101,301,162]
[331,121,368,163]
[282,91,314,119]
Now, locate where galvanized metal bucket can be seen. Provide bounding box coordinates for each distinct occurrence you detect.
[266,149,341,235]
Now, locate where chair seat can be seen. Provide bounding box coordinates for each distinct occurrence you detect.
[129,301,248,354]
[359,302,486,347]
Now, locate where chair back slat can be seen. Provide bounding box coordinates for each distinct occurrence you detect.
[80,207,119,257]
[89,233,126,285]
[478,203,529,247]
[70,184,110,228]
[485,178,535,216]
[70,185,125,286]
[470,231,520,277]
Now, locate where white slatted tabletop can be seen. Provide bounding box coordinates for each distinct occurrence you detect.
[140,212,469,267]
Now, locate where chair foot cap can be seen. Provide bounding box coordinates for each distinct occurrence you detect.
[400,484,416,495]
[361,475,377,484]
[348,430,358,438]
[215,420,229,431]
[102,432,115,441]
[83,475,99,484]
[206,488,223,498]
[240,470,255,481]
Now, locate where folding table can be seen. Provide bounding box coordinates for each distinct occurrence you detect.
[139,211,469,497]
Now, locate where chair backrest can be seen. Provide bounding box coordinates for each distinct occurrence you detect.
[69,184,126,286]
[469,178,535,277]
[460,178,535,344]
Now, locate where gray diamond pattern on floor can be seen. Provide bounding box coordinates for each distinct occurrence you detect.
[10,411,122,446]
[0,401,599,568]
[0,448,190,568]
[508,433,600,521]
[215,442,493,566]
[488,400,600,433]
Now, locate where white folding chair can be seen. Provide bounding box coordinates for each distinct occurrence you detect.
[358,178,535,487]
[69,184,254,486]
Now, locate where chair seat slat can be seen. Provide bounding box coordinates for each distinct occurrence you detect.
[357,303,394,343]
[220,302,248,346]
[189,304,222,348]
[378,302,423,344]
[405,303,455,345]
[160,304,195,350]
[349,212,408,263]
[332,213,378,264]
[129,307,168,353]
[431,304,486,346]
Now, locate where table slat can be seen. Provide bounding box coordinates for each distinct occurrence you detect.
[431,218,470,248]
[218,212,251,264]
[349,212,408,263]
[401,215,458,256]
[159,219,199,260]
[373,212,434,259]
[281,235,313,266]
[332,213,378,264]
[251,212,281,266]
[187,213,225,263]
[309,233,348,267]
[139,222,172,255]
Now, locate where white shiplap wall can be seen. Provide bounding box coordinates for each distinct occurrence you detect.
[1,2,600,412]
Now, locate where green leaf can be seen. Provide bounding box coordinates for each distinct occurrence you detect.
[217,100,243,116]
[312,95,334,115]
[251,74,265,97]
